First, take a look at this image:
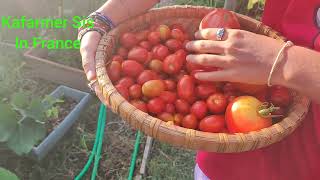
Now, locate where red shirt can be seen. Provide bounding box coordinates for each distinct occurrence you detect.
[196,0,320,179]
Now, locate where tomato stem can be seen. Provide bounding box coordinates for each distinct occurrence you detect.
[257,103,280,118]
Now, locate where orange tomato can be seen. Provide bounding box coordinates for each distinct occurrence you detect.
[226,96,272,133]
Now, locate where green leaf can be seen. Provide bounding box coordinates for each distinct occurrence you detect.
[7,118,46,155]
[0,167,19,180]
[0,103,19,142]
[46,107,59,119]
[43,95,64,110]
[10,92,29,110]
[24,98,46,122]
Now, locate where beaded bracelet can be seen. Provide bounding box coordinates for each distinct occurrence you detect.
[89,12,115,29]
[78,11,115,42]
[267,41,294,87]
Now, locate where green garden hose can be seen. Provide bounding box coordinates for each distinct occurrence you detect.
[75,104,106,180]
[91,104,106,180]
[75,103,141,180]
[128,131,141,180]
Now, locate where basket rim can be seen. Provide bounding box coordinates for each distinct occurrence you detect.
[95,5,311,152]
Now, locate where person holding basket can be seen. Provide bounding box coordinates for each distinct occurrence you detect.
[79,0,320,179]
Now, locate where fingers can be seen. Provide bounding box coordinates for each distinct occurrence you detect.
[194,70,236,82]
[195,28,230,41]
[80,31,102,81]
[187,54,234,68]
[93,80,110,107]
[185,40,225,54]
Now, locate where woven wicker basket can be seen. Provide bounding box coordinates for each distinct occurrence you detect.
[95,5,310,153]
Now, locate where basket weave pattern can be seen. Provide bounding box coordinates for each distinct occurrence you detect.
[95,6,310,153]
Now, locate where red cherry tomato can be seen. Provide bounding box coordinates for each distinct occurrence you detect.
[175,70,188,82]
[206,93,227,114]
[175,99,191,114]
[164,79,176,91]
[152,45,170,60]
[165,39,183,51]
[117,77,135,89]
[171,28,185,41]
[128,47,149,64]
[107,61,122,83]
[175,49,187,65]
[115,84,129,100]
[122,60,144,78]
[195,84,218,99]
[165,103,176,114]
[199,115,225,133]
[177,75,195,100]
[129,84,142,99]
[139,41,152,51]
[191,101,208,119]
[158,112,174,122]
[160,91,177,104]
[182,114,198,129]
[163,54,183,74]
[148,31,161,45]
[137,70,159,85]
[120,32,138,48]
[147,97,165,114]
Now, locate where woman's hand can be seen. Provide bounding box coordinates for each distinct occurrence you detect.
[80,31,106,103]
[186,28,287,85]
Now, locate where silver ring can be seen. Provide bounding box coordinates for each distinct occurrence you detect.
[216,28,225,41]
[88,79,98,92]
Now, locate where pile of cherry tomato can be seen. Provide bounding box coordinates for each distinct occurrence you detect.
[107,9,292,133]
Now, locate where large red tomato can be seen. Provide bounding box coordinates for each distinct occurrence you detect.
[226,96,272,133]
[199,8,240,29]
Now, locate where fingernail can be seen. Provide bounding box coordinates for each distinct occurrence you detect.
[185,42,191,49]
[87,71,95,81]
[186,55,193,62]
[194,73,201,79]
[194,31,199,38]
